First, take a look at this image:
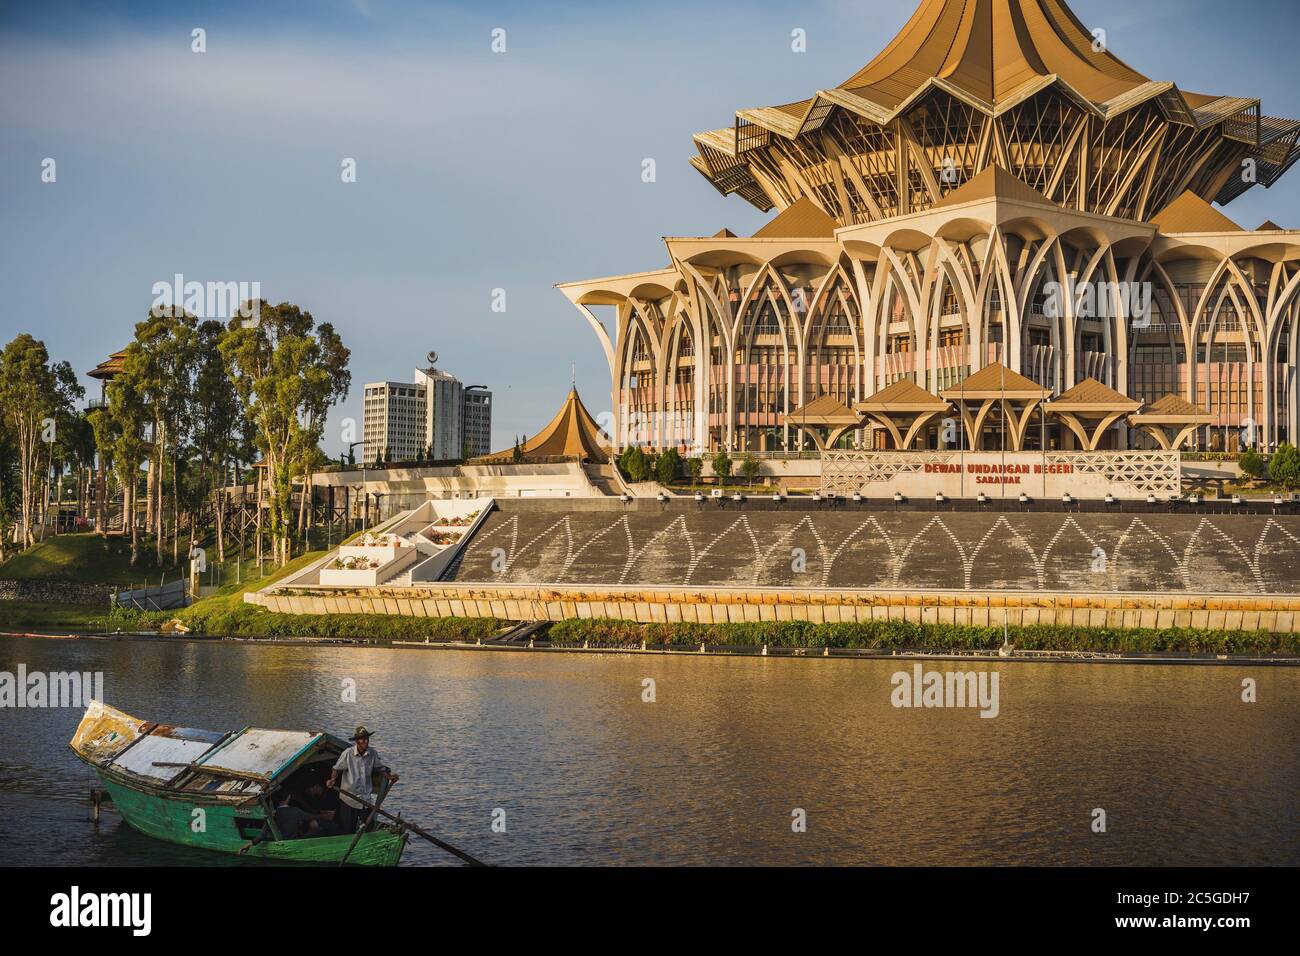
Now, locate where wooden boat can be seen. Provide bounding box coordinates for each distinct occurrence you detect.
[70,700,407,866]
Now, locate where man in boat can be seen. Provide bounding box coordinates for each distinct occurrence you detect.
[326,725,399,834]
[272,790,340,839]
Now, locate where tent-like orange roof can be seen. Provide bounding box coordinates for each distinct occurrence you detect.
[751,197,839,239]
[836,0,1151,111]
[857,378,950,411]
[1045,377,1142,410]
[484,388,610,463]
[1150,191,1243,233]
[932,166,1057,210]
[946,362,1051,396]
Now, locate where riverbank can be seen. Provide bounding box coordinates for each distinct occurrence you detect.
[4,604,1299,658]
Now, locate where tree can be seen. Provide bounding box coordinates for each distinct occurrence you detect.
[220,302,350,566]
[740,453,761,487]
[192,320,241,563]
[711,450,732,485]
[95,374,150,563]
[0,428,21,560]
[687,456,703,488]
[623,445,649,482]
[1239,448,1268,481]
[123,308,199,565]
[656,447,681,485]
[1269,443,1300,490]
[0,335,83,546]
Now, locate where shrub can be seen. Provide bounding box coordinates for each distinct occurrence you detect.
[1239,448,1268,480]
[687,456,703,487]
[656,448,681,485]
[712,450,732,483]
[1269,443,1300,489]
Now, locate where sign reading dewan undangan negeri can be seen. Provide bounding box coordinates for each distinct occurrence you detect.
[819,450,1180,500]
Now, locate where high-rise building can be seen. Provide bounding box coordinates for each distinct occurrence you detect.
[362,381,427,463]
[462,387,493,458]
[362,362,492,463]
[414,366,463,461]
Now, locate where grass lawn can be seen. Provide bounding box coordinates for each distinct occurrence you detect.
[0,534,171,586]
[0,601,114,631]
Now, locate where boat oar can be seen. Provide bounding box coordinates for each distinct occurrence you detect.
[337,779,392,867]
[334,785,489,867]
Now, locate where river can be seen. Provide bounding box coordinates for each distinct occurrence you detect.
[1,635,1296,866]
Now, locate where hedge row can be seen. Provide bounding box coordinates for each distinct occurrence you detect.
[107,602,500,641]
[93,604,1300,654]
[545,618,1300,655]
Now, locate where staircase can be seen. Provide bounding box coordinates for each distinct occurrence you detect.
[582,463,627,497]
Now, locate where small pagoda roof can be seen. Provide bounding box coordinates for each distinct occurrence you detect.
[752,197,839,239]
[1130,393,1215,424]
[1150,191,1243,233]
[941,362,1051,399]
[484,388,609,463]
[856,378,950,412]
[87,349,129,380]
[1045,377,1142,413]
[786,394,862,425]
[932,166,1057,211]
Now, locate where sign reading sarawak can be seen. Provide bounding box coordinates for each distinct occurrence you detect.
[820,451,1179,500]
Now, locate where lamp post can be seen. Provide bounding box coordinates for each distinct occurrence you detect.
[344,441,366,535]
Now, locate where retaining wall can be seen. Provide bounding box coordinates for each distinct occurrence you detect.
[247,583,1300,633]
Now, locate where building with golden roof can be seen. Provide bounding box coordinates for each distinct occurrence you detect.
[559,0,1300,457]
[483,387,609,463]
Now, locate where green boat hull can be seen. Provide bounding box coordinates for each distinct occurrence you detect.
[99,774,407,866]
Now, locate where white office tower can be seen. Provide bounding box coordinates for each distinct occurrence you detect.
[414,366,464,461]
[362,381,427,463]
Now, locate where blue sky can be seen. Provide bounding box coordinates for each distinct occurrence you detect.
[3,0,1298,455]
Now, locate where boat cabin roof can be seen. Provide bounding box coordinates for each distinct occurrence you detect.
[70,700,345,797]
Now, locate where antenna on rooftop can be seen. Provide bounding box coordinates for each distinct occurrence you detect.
[426,350,439,368]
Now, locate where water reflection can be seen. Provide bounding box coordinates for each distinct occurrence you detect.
[1,636,1296,866]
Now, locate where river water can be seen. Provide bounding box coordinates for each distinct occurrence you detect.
[1,635,1296,866]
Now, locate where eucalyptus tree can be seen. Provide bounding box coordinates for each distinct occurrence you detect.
[89,370,152,565]
[192,320,241,562]
[122,308,199,565]
[220,302,350,566]
[0,334,83,545]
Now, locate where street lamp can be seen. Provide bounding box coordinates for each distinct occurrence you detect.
[344,441,366,534]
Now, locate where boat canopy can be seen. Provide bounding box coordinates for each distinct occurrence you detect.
[196,728,321,778]
[70,701,337,796]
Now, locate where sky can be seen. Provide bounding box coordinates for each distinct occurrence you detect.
[3,0,1299,456]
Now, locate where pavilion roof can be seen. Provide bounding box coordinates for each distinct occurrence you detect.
[932,166,1057,210]
[1045,377,1142,412]
[786,394,862,425]
[857,378,950,412]
[1150,191,1244,233]
[87,348,129,380]
[751,197,839,239]
[1130,393,1215,423]
[484,388,609,463]
[942,362,1051,398]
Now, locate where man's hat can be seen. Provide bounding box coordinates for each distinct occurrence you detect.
[349,725,373,741]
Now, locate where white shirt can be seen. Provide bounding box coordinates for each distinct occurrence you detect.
[332,744,387,808]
